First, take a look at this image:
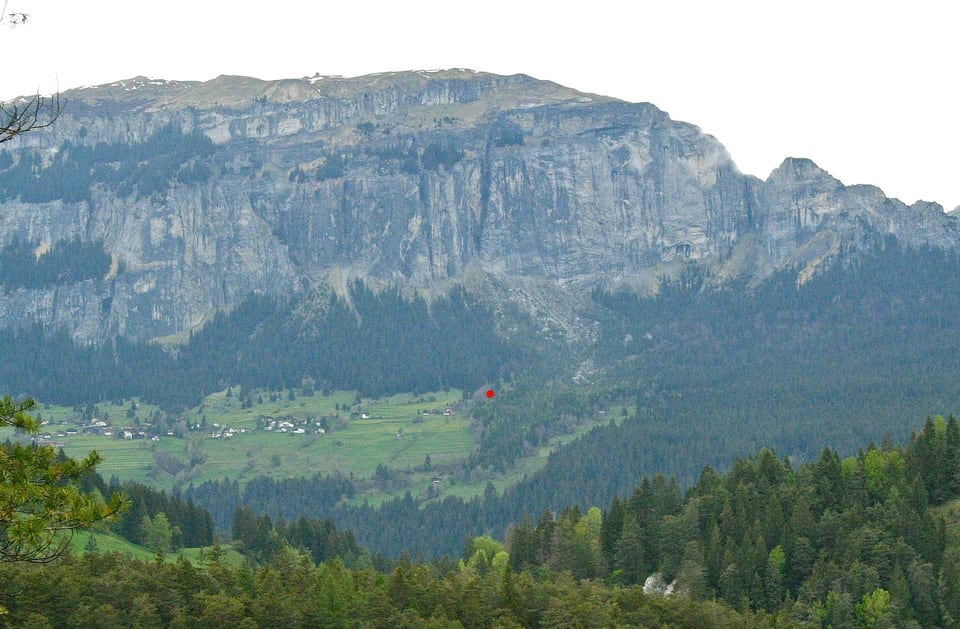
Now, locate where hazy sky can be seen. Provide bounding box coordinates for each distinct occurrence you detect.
[2,1,957,210]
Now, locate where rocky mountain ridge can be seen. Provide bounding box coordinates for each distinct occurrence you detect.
[1,69,957,344]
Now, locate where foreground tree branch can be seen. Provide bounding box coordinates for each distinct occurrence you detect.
[0,1,62,144]
[0,396,127,564]
[0,93,61,144]
[1,0,28,26]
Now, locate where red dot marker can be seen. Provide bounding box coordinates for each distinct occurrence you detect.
[486,389,495,398]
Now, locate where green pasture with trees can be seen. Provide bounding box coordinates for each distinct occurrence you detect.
[43,388,471,493]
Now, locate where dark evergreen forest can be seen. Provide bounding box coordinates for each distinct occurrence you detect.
[0,124,214,203]
[75,453,364,571]
[0,236,111,291]
[176,239,960,563]
[498,416,960,626]
[0,281,517,410]
[3,417,960,627]
[6,237,960,566]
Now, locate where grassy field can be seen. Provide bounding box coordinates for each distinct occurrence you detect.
[68,529,245,566]
[46,388,471,492]
[6,389,627,511]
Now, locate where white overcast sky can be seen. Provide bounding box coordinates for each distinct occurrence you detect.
[1,1,958,210]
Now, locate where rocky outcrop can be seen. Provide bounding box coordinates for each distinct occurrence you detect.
[751,158,959,280]
[0,69,956,343]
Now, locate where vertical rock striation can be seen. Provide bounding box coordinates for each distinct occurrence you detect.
[0,70,955,343]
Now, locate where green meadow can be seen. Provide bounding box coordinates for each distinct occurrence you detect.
[69,528,245,566]
[47,388,471,493]
[5,389,624,510]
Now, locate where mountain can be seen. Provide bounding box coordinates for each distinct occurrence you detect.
[7,70,960,570]
[1,69,956,345]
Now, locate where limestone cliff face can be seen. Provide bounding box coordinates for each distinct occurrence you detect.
[745,158,960,283]
[267,99,751,288]
[0,70,957,343]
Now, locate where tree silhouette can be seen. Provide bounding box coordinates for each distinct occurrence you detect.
[0,3,62,145]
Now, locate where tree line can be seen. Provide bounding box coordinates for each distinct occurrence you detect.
[4,416,960,626]
[0,281,519,410]
[0,123,214,203]
[0,550,789,628]
[500,416,960,626]
[184,473,356,532]
[106,480,215,551]
[0,236,111,291]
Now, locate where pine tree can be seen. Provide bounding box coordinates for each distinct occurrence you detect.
[506,518,537,572]
[0,397,125,563]
[232,506,257,549]
[613,516,645,584]
[599,495,626,571]
[947,416,960,496]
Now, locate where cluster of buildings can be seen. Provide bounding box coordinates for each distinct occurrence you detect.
[202,423,250,439]
[30,417,173,446]
[258,415,325,435]
[29,402,459,448]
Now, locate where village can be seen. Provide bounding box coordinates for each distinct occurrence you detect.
[27,403,460,447]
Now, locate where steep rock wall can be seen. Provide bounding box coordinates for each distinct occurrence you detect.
[0,70,956,343]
